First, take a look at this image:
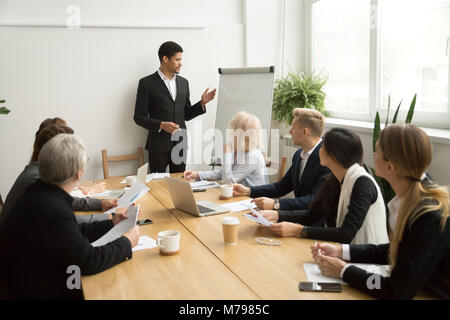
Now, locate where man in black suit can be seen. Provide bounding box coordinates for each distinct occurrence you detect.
[233,108,330,211]
[134,41,216,173]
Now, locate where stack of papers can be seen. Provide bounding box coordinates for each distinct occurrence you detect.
[132,236,158,252]
[91,205,139,247]
[190,180,221,191]
[221,199,257,212]
[121,172,170,184]
[303,263,390,284]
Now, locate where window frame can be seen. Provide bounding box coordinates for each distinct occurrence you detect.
[306,0,450,129]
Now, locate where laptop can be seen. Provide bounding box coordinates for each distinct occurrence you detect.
[165,177,229,216]
[137,163,149,184]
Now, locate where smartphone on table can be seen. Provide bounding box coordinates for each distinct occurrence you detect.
[136,219,153,226]
[299,282,342,292]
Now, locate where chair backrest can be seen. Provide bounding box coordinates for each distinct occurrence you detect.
[266,156,287,182]
[101,147,145,179]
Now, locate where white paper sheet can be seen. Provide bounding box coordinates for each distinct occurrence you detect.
[91,205,139,247]
[221,199,257,212]
[243,207,273,226]
[70,189,86,198]
[147,172,170,181]
[190,180,221,190]
[121,172,170,184]
[71,189,124,199]
[303,263,390,284]
[103,181,149,215]
[132,235,158,252]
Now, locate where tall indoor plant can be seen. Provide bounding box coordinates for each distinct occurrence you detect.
[272,71,328,126]
[369,93,417,206]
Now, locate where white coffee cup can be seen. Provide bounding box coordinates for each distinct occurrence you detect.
[221,184,233,198]
[221,217,240,245]
[157,230,180,255]
[126,176,136,187]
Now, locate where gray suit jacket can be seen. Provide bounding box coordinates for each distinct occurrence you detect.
[3,162,109,224]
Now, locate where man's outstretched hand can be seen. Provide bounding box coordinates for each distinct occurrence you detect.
[201,87,217,108]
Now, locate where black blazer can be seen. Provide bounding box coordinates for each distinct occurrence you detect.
[133,71,206,152]
[250,142,330,210]
[343,204,450,300]
[0,180,132,299]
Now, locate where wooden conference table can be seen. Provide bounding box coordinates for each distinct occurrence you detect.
[78,174,434,300]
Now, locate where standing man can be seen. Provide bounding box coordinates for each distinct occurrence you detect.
[134,41,216,173]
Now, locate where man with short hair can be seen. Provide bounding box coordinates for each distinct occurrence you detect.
[233,108,330,211]
[134,41,216,173]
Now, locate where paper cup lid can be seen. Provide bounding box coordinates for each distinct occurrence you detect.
[222,217,240,225]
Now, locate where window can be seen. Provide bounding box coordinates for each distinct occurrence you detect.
[310,0,450,128]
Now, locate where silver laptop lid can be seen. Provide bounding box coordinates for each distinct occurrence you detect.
[165,177,201,216]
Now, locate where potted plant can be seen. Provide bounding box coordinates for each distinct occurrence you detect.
[0,99,11,115]
[272,71,328,127]
[368,93,417,206]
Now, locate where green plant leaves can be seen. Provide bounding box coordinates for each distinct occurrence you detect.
[373,111,381,153]
[272,71,328,125]
[392,98,402,124]
[0,99,10,115]
[405,93,416,124]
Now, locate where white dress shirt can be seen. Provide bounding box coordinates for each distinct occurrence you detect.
[157,68,177,100]
[298,138,322,181]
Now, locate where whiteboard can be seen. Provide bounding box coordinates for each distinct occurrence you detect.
[213,66,275,157]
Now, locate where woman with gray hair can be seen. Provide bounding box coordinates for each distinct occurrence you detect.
[0,134,140,299]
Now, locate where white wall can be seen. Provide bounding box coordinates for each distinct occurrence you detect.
[2,0,449,199]
[0,0,245,197]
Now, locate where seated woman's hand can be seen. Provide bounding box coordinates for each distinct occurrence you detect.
[184,171,199,180]
[259,210,279,222]
[101,199,118,211]
[112,206,129,225]
[269,222,303,237]
[123,226,140,248]
[88,182,106,195]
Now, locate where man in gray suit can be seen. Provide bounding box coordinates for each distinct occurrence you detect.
[134,41,216,173]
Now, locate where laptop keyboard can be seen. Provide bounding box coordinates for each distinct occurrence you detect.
[197,204,214,215]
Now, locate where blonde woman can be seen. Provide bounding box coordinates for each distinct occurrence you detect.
[184,111,268,186]
[311,124,450,299]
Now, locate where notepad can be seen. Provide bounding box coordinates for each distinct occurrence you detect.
[303,263,390,284]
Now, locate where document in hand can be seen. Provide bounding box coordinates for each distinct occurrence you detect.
[91,205,139,247]
[243,207,273,226]
[104,181,149,215]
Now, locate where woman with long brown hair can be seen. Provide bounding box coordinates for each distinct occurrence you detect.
[312,124,450,299]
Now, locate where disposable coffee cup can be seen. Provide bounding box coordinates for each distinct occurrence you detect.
[157,230,180,256]
[221,184,233,198]
[221,217,240,245]
[126,176,136,187]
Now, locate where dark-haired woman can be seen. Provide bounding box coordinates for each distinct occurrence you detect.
[261,127,389,245]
